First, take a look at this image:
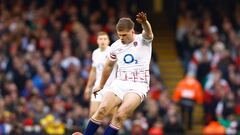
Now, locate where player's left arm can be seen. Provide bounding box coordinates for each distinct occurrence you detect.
[136,12,154,40]
[93,58,116,96]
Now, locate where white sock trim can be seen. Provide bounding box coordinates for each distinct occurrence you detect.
[109,123,120,130]
[90,118,101,125]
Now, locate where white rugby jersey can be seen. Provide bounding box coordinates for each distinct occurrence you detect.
[92,47,116,88]
[109,34,153,84]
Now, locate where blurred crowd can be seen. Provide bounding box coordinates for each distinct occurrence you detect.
[6,0,240,134]
[0,0,176,135]
[176,0,240,134]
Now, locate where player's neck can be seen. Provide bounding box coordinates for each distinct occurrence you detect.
[100,46,108,51]
[123,34,135,45]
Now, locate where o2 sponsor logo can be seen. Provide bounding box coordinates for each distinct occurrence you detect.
[123,54,138,64]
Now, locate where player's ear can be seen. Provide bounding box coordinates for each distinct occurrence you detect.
[132,30,135,34]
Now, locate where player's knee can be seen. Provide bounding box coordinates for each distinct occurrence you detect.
[96,106,108,119]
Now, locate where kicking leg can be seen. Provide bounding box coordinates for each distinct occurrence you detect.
[104,92,142,135]
[84,92,121,135]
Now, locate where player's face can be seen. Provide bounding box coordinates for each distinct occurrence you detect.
[97,35,110,50]
[117,29,134,44]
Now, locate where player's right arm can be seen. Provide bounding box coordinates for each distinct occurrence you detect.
[84,66,96,100]
[93,58,115,96]
[136,12,154,40]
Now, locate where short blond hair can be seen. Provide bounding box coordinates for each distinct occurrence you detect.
[116,18,134,32]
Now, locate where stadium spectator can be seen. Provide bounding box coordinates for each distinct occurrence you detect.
[0,0,165,134]
[203,121,226,135]
[172,73,203,129]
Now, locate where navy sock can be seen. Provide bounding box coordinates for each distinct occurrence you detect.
[83,119,100,135]
[103,124,119,135]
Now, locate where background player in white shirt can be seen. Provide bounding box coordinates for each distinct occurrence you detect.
[83,31,116,117]
[79,12,154,135]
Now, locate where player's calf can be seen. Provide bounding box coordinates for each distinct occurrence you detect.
[111,111,129,128]
[92,105,109,120]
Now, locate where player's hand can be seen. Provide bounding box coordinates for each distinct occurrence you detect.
[83,87,91,101]
[92,85,103,98]
[136,12,147,24]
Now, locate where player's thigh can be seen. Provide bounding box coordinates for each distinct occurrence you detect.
[118,92,142,115]
[98,91,122,113]
[89,101,101,117]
